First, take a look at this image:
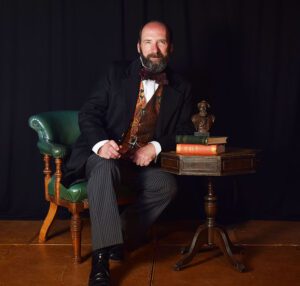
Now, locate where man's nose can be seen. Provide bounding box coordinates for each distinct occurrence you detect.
[151,43,159,54]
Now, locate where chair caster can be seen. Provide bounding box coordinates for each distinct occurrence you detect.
[173,263,183,271]
[234,262,246,272]
[180,246,189,255]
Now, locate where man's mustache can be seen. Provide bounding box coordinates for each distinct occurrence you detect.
[147,52,164,59]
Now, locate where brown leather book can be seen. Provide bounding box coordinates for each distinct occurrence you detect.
[176,144,225,155]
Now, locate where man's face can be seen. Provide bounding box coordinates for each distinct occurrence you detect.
[137,22,173,73]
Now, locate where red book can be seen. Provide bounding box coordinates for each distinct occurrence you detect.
[176,144,225,155]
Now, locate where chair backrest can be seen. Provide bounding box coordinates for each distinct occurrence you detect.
[28,111,80,146]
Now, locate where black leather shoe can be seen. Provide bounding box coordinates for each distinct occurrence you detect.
[109,244,124,262]
[89,250,110,286]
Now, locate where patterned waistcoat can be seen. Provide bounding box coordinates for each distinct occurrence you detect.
[120,81,163,157]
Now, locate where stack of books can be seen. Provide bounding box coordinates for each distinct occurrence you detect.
[175,135,228,155]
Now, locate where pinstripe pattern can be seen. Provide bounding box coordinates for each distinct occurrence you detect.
[86,154,123,250]
[120,166,177,241]
[85,154,177,250]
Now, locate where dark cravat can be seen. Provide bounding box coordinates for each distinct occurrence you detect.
[139,68,168,85]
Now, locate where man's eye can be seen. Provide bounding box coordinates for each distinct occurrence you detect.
[158,40,167,44]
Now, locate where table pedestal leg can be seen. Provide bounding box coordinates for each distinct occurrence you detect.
[174,177,245,272]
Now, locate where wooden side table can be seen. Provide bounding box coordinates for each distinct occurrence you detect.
[160,148,259,272]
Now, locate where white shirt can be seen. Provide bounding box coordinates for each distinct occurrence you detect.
[92,79,162,155]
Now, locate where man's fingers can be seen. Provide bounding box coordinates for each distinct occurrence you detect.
[108,145,120,157]
[98,140,121,159]
[137,160,150,167]
[108,140,120,150]
[132,153,151,166]
[131,144,156,166]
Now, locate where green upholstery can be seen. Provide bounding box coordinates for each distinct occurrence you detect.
[28,111,80,158]
[48,177,87,203]
[29,111,135,204]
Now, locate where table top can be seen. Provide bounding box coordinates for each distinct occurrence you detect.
[160,148,260,176]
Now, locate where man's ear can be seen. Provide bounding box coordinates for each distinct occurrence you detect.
[137,42,141,54]
[169,43,174,54]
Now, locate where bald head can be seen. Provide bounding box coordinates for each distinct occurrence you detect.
[139,21,172,44]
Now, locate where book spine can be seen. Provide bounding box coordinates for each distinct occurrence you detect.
[176,135,208,144]
[176,144,223,155]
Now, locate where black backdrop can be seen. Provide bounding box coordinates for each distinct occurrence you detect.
[1,0,299,220]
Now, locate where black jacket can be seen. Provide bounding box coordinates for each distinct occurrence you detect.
[62,59,194,187]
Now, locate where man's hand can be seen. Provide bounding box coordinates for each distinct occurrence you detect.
[131,144,156,166]
[97,140,121,159]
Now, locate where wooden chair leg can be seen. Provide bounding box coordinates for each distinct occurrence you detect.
[70,212,82,263]
[39,202,58,243]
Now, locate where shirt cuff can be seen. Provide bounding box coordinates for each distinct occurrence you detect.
[92,140,109,154]
[149,141,162,156]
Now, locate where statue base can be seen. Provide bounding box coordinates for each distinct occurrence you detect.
[194,132,210,137]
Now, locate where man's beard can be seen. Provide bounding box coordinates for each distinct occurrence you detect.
[140,51,169,73]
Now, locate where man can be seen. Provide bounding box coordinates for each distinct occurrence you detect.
[62,21,194,286]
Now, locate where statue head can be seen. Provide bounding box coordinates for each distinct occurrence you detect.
[198,100,210,117]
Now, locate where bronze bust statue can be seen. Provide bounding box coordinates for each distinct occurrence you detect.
[191,100,215,136]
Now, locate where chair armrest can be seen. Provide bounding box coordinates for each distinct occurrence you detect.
[29,114,70,158]
[37,140,69,158]
[29,114,55,141]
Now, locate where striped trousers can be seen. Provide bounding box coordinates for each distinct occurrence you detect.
[85,153,178,250]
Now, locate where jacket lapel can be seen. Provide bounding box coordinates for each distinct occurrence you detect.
[155,83,181,137]
[121,60,141,126]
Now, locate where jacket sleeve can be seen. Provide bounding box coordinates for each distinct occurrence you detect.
[78,68,112,150]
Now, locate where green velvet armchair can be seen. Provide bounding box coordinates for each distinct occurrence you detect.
[28,111,134,263]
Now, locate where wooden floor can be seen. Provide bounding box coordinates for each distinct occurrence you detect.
[0,219,299,285]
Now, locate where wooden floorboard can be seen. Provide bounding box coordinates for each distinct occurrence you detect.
[0,219,299,285]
